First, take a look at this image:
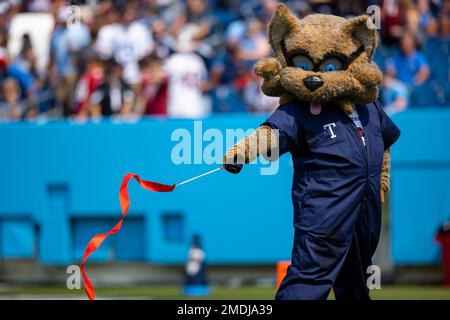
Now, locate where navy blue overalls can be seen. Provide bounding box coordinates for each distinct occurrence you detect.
[263,99,400,300]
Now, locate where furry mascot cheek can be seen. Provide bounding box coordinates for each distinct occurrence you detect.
[348,52,383,97]
[351,82,380,104]
[349,62,383,103]
[351,62,383,88]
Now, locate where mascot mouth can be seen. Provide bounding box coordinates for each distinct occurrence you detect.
[310,101,322,115]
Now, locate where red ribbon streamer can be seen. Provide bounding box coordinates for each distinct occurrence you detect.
[80,173,175,300]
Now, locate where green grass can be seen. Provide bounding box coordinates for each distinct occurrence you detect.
[1,285,450,300]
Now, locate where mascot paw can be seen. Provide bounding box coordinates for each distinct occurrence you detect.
[381,189,387,204]
[352,62,383,88]
[255,57,286,97]
[223,163,243,174]
[223,148,245,174]
[255,57,281,79]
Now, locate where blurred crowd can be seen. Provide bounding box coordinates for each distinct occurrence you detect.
[0,0,449,121]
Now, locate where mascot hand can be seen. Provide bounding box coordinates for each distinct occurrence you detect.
[222,125,278,174]
[255,57,281,79]
[381,189,386,204]
[254,57,286,97]
[223,148,244,174]
[223,163,243,174]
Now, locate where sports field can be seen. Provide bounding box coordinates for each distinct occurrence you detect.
[1,285,450,300]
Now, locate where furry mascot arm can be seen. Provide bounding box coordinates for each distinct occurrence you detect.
[223,125,280,170]
[380,148,391,204]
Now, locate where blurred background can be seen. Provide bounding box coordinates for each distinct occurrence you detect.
[0,0,450,299]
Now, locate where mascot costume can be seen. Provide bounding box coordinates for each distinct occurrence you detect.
[223,4,401,300]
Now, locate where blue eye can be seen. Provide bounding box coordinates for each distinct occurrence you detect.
[292,55,313,71]
[299,63,309,71]
[325,64,336,71]
[319,57,344,72]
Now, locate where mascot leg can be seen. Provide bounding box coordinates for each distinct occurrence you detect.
[275,228,373,300]
[275,228,353,300]
[333,231,372,300]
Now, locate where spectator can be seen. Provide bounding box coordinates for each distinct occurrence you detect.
[381,0,412,46]
[381,74,410,115]
[95,3,153,88]
[27,0,53,12]
[0,0,448,120]
[151,18,172,60]
[0,2,10,35]
[138,54,168,116]
[0,29,7,49]
[236,18,270,67]
[243,72,278,113]
[418,0,434,31]
[164,41,209,118]
[13,32,56,114]
[424,17,449,85]
[213,0,241,27]
[209,45,248,112]
[171,0,213,43]
[168,0,217,61]
[256,0,278,26]
[0,48,36,109]
[88,59,135,118]
[50,7,91,116]
[73,52,105,118]
[0,78,27,121]
[386,32,430,88]
[13,34,39,80]
[440,3,450,41]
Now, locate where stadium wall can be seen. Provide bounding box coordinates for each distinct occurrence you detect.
[0,110,449,266]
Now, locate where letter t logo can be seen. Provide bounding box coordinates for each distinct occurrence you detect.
[323,123,337,139]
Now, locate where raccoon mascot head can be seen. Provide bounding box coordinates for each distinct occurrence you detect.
[255,4,382,114]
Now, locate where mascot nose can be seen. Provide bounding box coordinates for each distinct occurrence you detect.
[303,76,324,91]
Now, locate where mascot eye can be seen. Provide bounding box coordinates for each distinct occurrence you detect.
[292,55,314,71]
[319,58,344,72]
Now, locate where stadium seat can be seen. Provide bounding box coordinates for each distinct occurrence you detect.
[425,38,449,85]
[410,81,444,108]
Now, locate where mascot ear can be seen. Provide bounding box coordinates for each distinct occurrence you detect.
[342,15,377,58]
[268,4,299,67]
